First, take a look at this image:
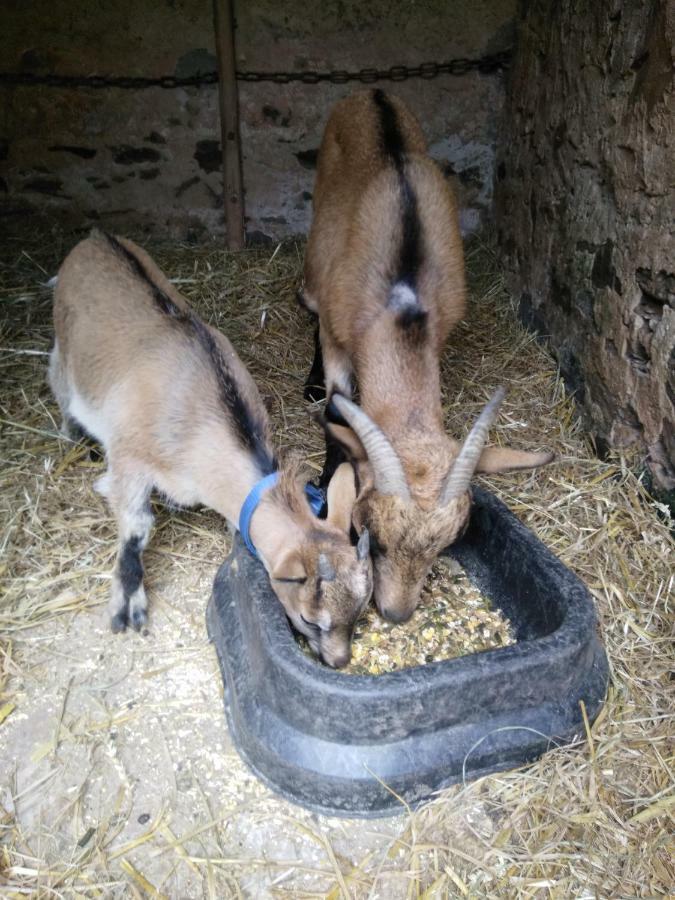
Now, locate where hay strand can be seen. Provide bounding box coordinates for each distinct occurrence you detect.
[0,223,672,897]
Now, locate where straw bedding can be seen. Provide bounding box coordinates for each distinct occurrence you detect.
[0,220,672,897]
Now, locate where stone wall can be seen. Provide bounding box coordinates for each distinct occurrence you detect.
[495,0,674,490]
[1,0,515,241]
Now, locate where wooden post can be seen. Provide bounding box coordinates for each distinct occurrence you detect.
[213,0,245,250]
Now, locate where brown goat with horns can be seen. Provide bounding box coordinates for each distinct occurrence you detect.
[300,90,554,622]
[49,230,372,668]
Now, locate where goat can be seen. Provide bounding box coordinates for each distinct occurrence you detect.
[299,89,554,622]
[48,229,372,668]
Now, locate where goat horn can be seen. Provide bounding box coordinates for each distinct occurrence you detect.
[318,552,336,582]
[356,527,370,561]
[330,394,411,500]
[441,387,506,505]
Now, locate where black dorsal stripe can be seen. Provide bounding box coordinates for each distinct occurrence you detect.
[372,91,424,301]
[373,88,405,168]
[189,317,277,476]
[101,231,276,476]
[397,174,422,289]
[396,305,427,344]
[102,231,185,319]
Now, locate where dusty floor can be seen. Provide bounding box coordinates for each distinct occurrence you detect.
[1,553,407,897]
[0,225,673,897]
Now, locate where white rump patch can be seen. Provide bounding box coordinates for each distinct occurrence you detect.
[68,388,111,447]
[387,282,418,312]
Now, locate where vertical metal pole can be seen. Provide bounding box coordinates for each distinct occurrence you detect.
[213,0,245,250]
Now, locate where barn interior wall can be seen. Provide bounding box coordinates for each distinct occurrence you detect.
[495,0,674,492]
[0,0,516,241]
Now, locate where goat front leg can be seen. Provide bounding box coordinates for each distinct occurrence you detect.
[317,431,348,493]
[304,323,326,402]
[314,337,355,490]
[321,330,353,400]
[304,321,353,404]
[102,464,154,633]
[297,275,326,402]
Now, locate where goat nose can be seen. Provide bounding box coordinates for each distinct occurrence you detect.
[379,604,413,624]
[324,649,351,669]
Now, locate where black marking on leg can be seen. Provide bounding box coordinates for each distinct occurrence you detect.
[325,392,351,427]
[65,413,98,444]
[111,609,129,633]
[119,535,144,599]
[88,444,103,462]
[304,324,326,402]
[130,606,148,632]
[318,435,348,493]
[318,396,361,494]
[64,415,87,440]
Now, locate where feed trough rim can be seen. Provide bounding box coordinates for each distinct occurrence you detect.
[218,485,598,691]
[207,484,608,816]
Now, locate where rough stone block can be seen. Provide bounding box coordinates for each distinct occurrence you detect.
[495,0,674,490]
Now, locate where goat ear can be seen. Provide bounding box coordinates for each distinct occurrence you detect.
[324,422,367,461]
[475,446,555,474]
[325,462,358,533]
[271,549,307,582]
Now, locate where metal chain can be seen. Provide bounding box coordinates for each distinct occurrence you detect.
[0,51,511,90]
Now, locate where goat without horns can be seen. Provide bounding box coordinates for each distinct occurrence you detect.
[300,89,554,622]
[49,230,372,668]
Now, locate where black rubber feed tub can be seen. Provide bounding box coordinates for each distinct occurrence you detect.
[207,486,609,817]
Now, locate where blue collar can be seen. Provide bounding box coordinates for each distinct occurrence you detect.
[239,473,325,559]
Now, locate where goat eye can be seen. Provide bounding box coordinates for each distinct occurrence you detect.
[274,576,307,585]
[300,614,320,632]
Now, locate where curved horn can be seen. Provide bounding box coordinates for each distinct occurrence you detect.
[318,552,336,582]
[330,394,410,500]
[441,387,506,505]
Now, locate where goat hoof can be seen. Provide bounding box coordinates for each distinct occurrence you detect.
[130,607,148,631]
[110,610,128,633]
